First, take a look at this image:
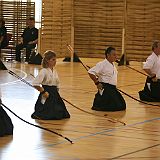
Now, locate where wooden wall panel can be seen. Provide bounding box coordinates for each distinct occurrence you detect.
[41,0,160,61]
[0,1,35,60]
[74,0,124,58]
[0,1,35,44]
[41,0,72,57]
[126,0,160,61]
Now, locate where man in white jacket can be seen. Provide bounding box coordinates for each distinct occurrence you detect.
[139,40,160,102]
[88,47,126,111]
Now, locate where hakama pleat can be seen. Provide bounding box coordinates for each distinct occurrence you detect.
[92,83,126,111]
[31,85,70,120]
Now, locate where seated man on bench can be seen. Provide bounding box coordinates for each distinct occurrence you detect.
[15,17,38,62]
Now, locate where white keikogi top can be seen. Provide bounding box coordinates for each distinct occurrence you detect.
[143,52,160,79]
[32,68,60,88]
[88,59,118,86]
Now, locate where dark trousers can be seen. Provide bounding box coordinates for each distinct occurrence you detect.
[0,41,8,49]
[0,42,8,59]
[92,83,126,111]
[139,77,160,102]
[16,43,36,62]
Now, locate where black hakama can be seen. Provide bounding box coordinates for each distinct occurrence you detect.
[92,83,126,111]
[139,77,160,102]
[0,105,13,137]
[31,85,70,120]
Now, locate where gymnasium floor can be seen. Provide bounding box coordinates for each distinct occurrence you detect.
[0,58,160,160]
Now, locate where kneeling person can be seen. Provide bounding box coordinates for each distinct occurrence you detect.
[31,50,70,120]
[88,47,126,111]
[139,40,160,102]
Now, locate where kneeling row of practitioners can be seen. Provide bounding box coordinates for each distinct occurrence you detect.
[1,41,160,136]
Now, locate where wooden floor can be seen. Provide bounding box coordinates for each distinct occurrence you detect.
[0,58,160,160]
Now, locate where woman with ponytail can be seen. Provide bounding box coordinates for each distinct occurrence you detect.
[31,50,70,120]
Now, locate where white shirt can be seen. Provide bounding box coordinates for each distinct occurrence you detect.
[88,59,118,85]
[32,68,60,88]
[143,52,160,79]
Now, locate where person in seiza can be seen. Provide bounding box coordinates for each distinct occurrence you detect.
[0,88,14,137]
[15,17,38,62]
[139,40,160,102]
[88,46,126,111]
[31,50,70,120]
